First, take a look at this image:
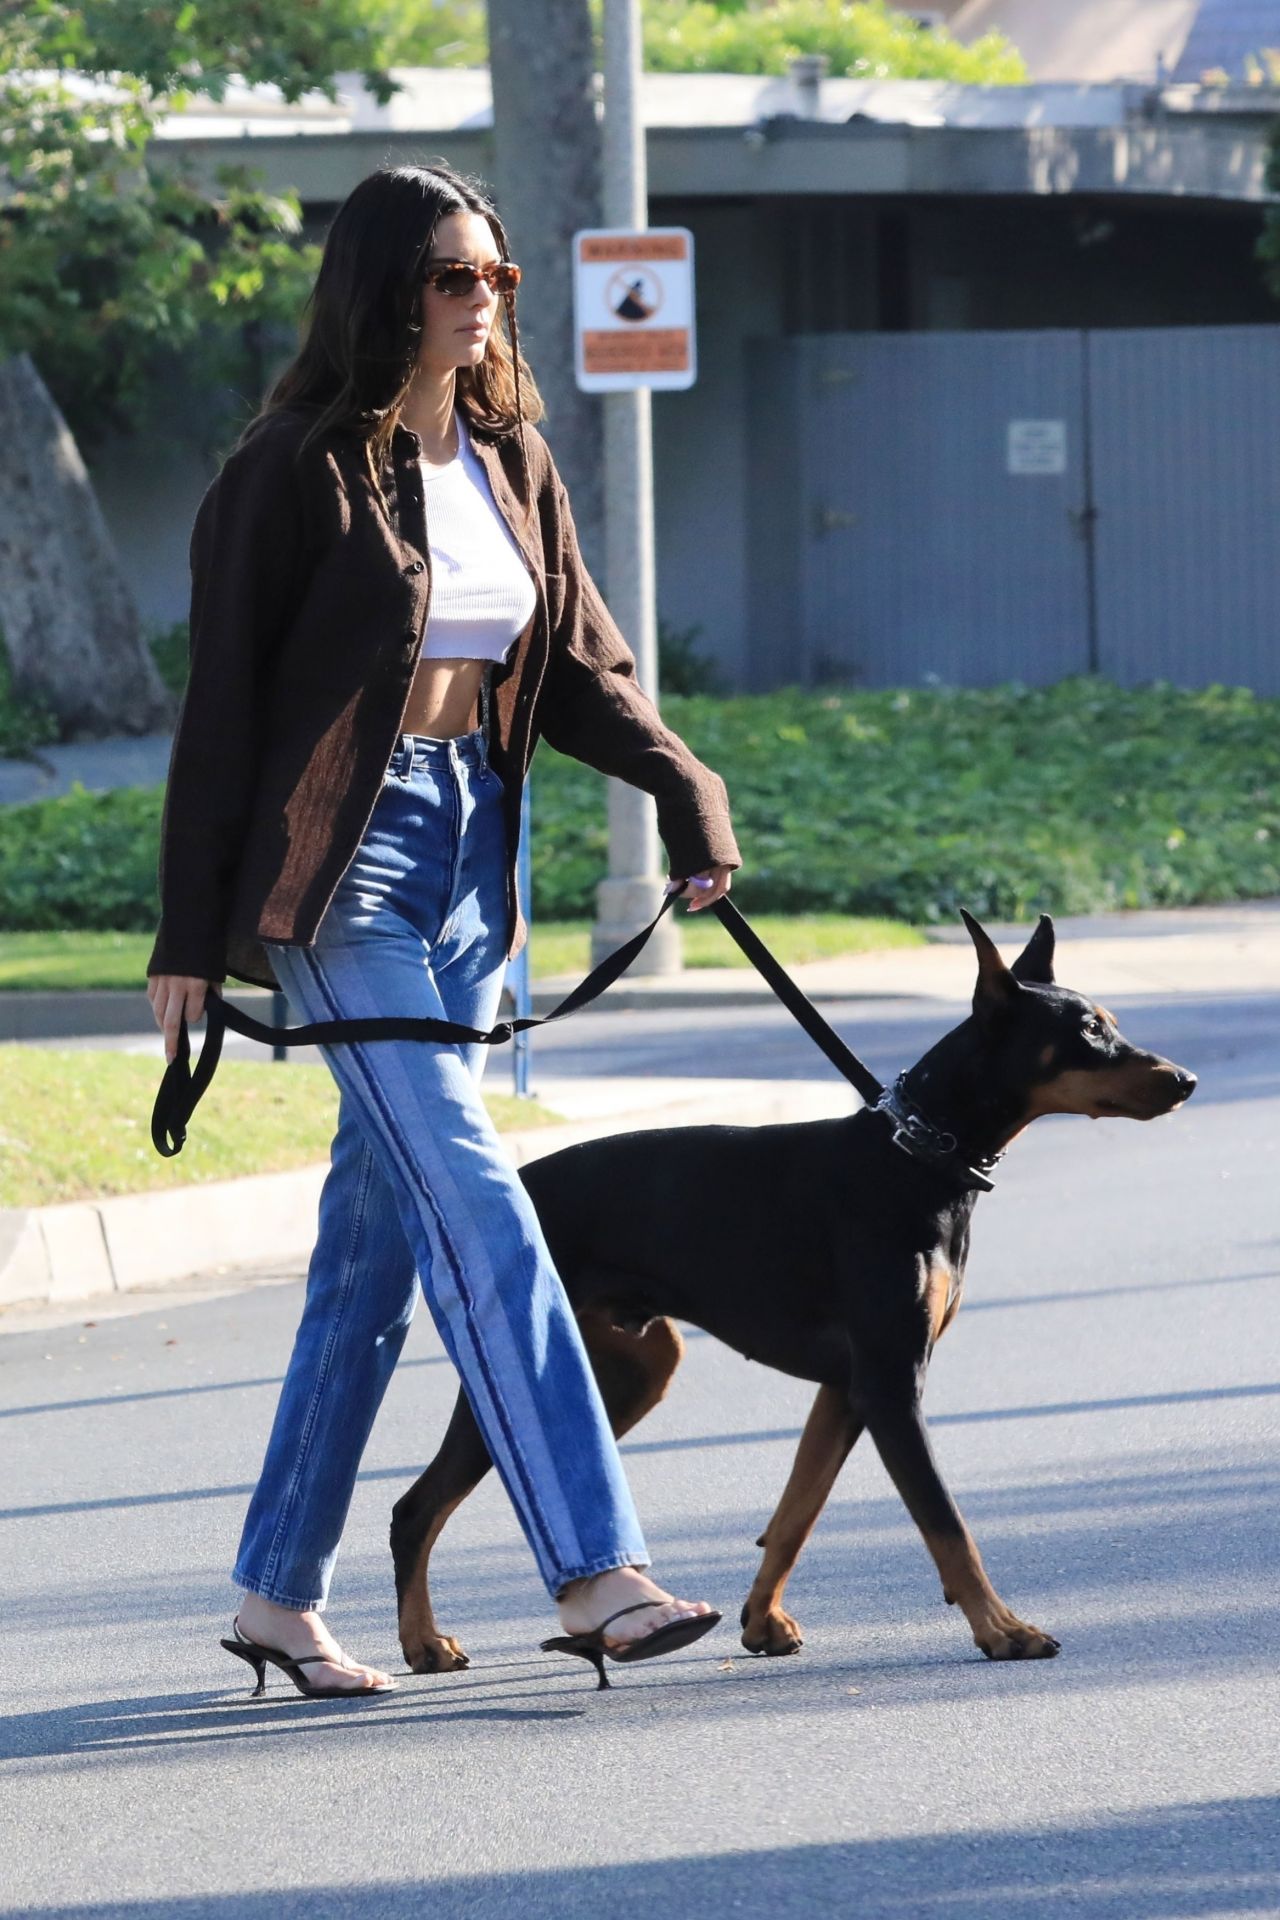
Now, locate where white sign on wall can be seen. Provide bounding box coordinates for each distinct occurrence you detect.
[1007,420,1068,476]
[573,227,696,393]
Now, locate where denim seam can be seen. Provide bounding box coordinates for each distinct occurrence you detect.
[440,750,498,952]
[251,1135,375,1598]
[445,744,466,927]
[298,947,568,1586]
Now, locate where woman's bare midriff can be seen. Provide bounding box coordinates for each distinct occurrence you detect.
[400,657,488,739]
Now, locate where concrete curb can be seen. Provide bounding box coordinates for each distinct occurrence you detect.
[0,1165,329,1312]
[0,978,859,1042]
[0,988,274,1042]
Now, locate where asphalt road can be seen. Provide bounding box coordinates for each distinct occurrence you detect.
[2,984,1278,1918]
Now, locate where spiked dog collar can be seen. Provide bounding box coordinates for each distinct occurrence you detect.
[874,1075,1003,1194]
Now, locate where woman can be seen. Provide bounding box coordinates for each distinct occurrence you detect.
[146,162,741,1697]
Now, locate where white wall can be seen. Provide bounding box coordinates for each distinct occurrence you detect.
[951,0,1200,80]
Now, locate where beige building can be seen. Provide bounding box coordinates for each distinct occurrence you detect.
[951,1,1275,84]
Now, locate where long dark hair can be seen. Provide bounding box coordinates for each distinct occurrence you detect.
[254,161,543,506]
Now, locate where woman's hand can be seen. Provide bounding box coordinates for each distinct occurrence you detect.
[664,865,734,913]
[147,974,215,1064]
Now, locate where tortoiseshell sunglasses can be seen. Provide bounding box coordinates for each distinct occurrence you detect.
[422,260,522,297]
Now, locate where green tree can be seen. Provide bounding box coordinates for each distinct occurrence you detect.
[638,0,1024,80]
[379,0,1025,84]
[0,1,393,734]
[1,1,393,444]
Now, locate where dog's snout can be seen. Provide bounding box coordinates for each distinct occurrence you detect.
[1172,1066,1197,1101]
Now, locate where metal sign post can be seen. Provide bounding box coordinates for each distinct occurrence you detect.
[579,0,688,973]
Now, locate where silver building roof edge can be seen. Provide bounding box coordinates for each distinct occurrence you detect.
[15,60,1260,142]
[143,67,1211,141]
[124,65,1279,206]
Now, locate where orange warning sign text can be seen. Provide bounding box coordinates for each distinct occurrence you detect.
[581,329,691,375]
[579,234,688,264]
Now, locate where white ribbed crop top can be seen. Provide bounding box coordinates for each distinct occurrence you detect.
[417,415,537,662]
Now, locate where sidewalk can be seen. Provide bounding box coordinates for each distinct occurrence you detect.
[4,898,1277,1326]
[0,731,172,805]
[534,896,1280,1006]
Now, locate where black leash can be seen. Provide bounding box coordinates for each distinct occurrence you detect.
[712,901,995,1191]
[710,898,883,1107]
[150,894,993,1190]
[153,889,683,1158]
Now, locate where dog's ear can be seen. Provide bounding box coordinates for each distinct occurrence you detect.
[1010,914,1056,986]
[961,907,1021,1021]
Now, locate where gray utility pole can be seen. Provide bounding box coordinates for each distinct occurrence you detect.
[590,0,682,972]
[488,0,604,579]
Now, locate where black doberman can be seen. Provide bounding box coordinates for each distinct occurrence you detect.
[390,912,1196,1672]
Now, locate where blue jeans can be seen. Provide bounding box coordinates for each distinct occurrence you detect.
[232,728,649,1607]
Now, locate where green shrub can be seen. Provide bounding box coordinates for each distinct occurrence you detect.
[0,783,162,931]
[0,642,59,758]
[147,621,191,698]
[3,681,1279,931]
[528,679,1280,921]
[658,618,722,696]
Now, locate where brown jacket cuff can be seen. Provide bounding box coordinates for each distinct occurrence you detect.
[146,923,228,985]
[656,788,742,881]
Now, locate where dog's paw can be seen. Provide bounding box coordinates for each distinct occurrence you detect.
[740,1605,805,1657]
[974,1612,1060,1661]
[402,1632,471,1675]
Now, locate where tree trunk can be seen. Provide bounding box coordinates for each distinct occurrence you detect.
[0,353,173,739]
[487,0,605,577]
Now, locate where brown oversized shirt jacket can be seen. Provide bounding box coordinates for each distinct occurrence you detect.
[147,405,740,992]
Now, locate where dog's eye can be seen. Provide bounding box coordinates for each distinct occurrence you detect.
[1082,1015,1105,1041]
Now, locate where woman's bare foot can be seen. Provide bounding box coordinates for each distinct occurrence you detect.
[556,1567,716,1651]
[236,1593,394,1692]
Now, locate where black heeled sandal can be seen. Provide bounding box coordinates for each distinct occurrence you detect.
[540,1599,722,1690]
[220,1617,395,1700]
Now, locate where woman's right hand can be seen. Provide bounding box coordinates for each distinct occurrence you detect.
[147,975,214,1064]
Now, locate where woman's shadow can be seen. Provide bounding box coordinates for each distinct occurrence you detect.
[0,1670,585,1766]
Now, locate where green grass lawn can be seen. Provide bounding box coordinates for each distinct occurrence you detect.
[0,1048,564,1208]
[0,931,156,991]
[0,915,922,991]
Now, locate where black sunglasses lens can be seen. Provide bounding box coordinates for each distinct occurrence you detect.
[435,266,478,296]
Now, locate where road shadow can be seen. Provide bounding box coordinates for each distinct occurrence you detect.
[0,1678,585,1768]
[0,1349,451,1424]
[4,1454,1275,1765]
[7,1378,1276,1522]
[16,1794,1278,1917]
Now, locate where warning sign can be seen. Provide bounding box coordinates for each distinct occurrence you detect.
[574,227,696,392]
